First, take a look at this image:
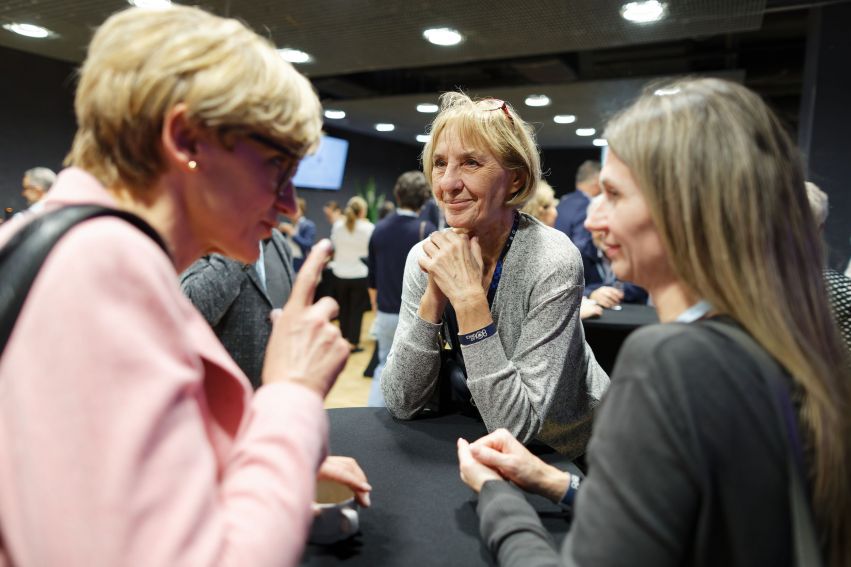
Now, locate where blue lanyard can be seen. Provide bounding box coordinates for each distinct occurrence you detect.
[675,299,712,323]
[487,211,520,307]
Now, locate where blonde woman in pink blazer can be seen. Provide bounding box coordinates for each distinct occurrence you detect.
[0,5,370,566]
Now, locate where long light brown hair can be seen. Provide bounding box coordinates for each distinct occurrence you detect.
[605,78,851,566]
[344,196,367,232]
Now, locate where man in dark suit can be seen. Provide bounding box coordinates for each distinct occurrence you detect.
[180,228,294,389]
[554,160,601,267]
[278,197,316,272]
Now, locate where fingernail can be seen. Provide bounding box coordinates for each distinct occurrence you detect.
[363,493,371,507]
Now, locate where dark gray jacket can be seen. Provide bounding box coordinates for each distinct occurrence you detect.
[180,229,294,389]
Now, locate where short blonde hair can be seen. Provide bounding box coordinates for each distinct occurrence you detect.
[65,5,322,194]
[421,92,541,208]
[520,180,556,221]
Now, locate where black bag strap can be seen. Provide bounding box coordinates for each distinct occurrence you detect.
[701,319,824,567]
[0,205,168,355]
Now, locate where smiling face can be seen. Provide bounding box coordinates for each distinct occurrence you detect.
[430,124,520,232]
[188,133,299,262]
[592,151,674,290]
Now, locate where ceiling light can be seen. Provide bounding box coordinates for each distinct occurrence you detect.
[654,87,681,96]
[593,138,608,147]
[278,48,312,64]
[416,134,431,143]
[524,95,551,107]
[375,123,395,132]
[324,109,346,120]
[417,103,439,113]
[128,0,172,8]
[2,22,53,38]
[576,128,596,137]
[423,27,463,46]
[620,1,666,23]
[553,114,576,124]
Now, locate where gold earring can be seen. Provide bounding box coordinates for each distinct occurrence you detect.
[187,160,198,170]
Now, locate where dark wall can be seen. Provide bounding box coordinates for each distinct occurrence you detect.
[0,44,602,231]
[540,147,604,198]
[0,46,77,215]
[798,3,851,269]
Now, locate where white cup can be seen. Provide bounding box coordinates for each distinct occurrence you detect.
[309,480,360,544]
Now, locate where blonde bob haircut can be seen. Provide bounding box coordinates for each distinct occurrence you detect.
[421,92,541,208]
[65,5,322,195]
[520,179,557,221]
[605,77,851,565]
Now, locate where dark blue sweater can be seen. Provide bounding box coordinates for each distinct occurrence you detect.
[367,212,436,314]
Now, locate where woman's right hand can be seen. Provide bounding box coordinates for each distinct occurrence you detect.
[417,272,449,324]
[468,429,571,503]
[262,239,350,396]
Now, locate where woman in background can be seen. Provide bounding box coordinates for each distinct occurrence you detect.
[0,6,366,565]
[331,196,374,351]
[520,179,558,227]
[458,78,851,567]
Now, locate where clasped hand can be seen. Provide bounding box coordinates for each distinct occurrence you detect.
[419,229,488,308]
[457,429,570,503]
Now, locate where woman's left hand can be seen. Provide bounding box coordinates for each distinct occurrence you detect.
[419,230,486,307]
[457,438,503,493]
[317,455,372,507]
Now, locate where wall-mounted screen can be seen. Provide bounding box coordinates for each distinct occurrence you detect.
[293,135,349,190]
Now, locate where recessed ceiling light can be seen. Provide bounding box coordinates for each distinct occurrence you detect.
[278,48,312,64]
[593,138,608,147]
[422,27,463,46]
[524,95,551,107]
[620,1,666,23]
[553,114,576,124]
[127,0,172,8]
[417,103,439,113]
[324,109,346,120]
[654,87,681,96]
[576,128,596,137]
[416,134,431,143]
[375,123,395,132]
[2,22,53,38]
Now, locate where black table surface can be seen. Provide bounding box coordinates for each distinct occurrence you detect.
[582,303,659,332]
[301,408,578,566]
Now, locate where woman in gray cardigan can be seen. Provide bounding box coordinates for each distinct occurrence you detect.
[381,92,609,458]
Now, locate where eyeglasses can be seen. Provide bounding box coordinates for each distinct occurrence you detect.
[247,133,301,196]
[480,98,514,124]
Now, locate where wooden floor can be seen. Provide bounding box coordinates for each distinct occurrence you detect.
[325,310,376,408]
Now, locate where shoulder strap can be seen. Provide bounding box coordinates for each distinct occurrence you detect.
[700,319,824,567]
[0,205,168,355]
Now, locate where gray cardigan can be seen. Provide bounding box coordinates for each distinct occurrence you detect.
[381,213,609,457]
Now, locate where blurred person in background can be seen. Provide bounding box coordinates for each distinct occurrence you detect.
[279,196,316,272]
[366,170,436,407]
[805,180,851,351]
[20,166,57,214]
[331,195,374,352]
[520,179,558,227]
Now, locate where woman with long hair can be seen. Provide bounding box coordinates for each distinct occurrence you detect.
[458,78,851,566]
[331,195,374,351]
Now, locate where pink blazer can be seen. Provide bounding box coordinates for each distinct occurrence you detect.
[0,168,328,566]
